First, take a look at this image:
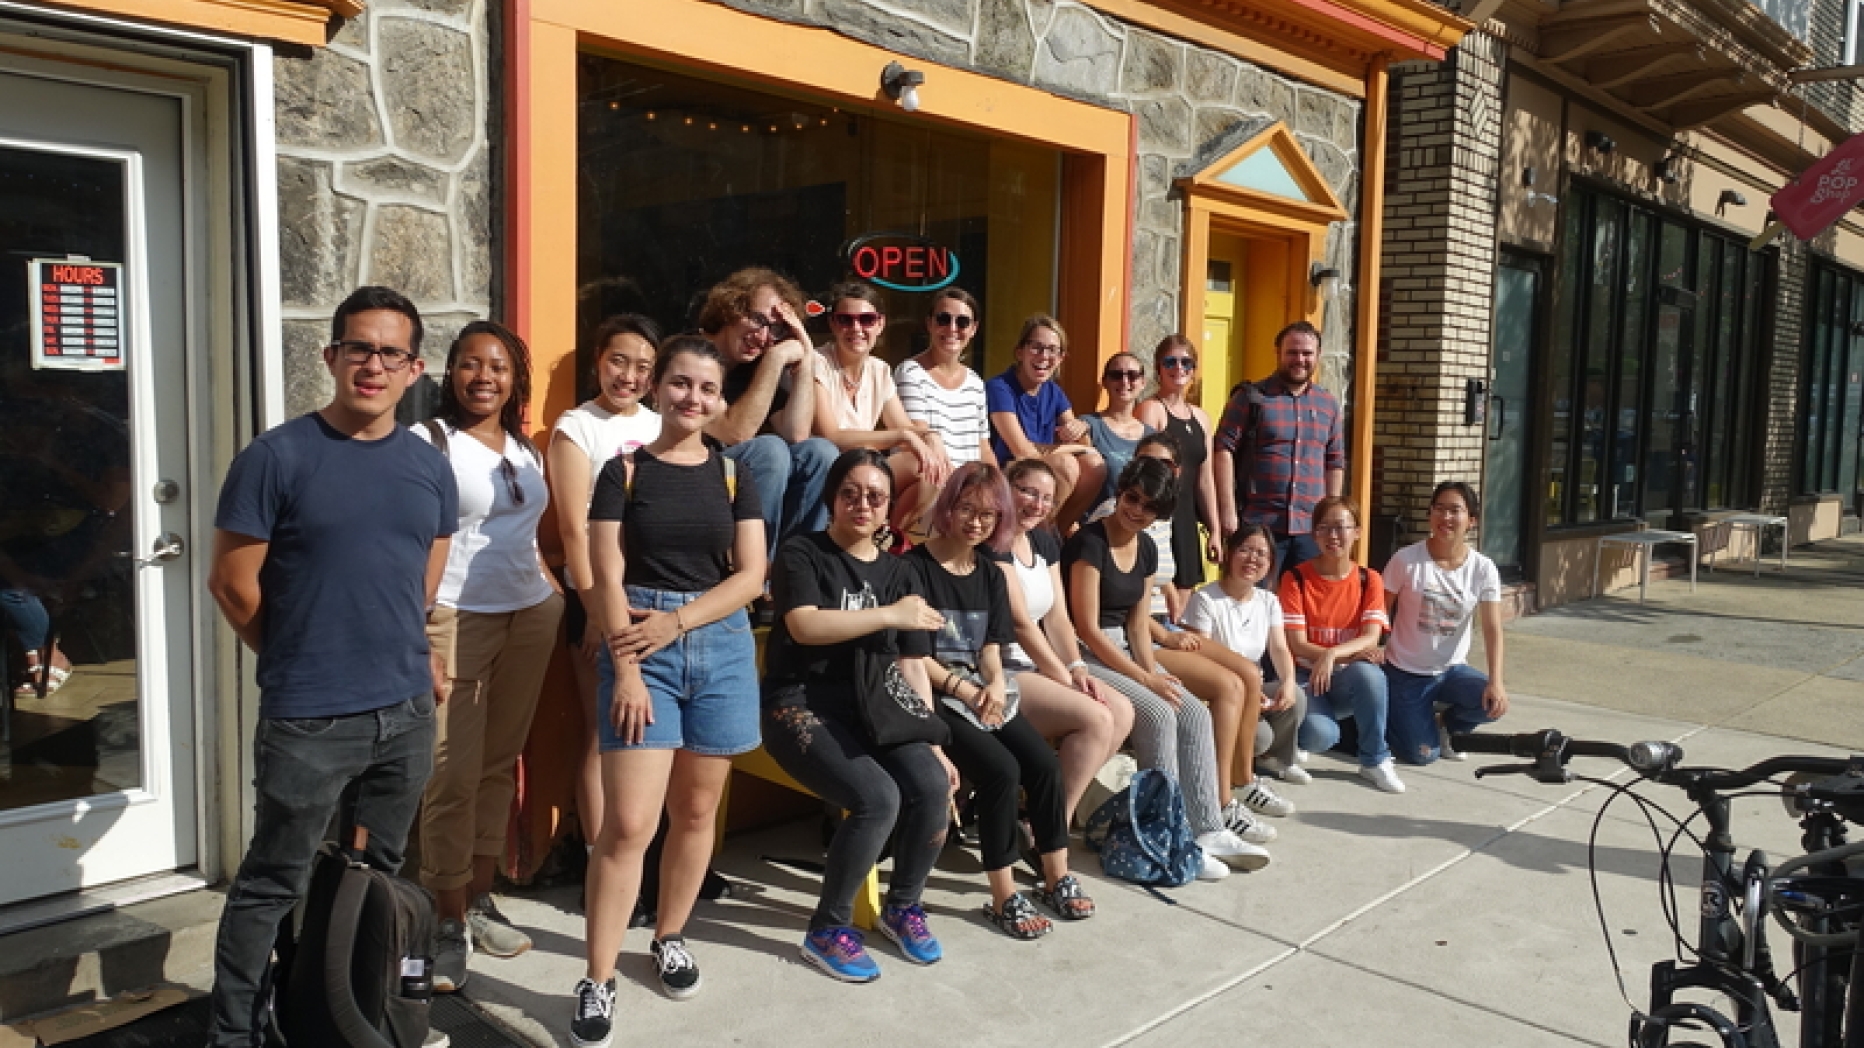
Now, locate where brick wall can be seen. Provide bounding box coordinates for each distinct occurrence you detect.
[1373,32,1505,538]
[1762,239,1808,513]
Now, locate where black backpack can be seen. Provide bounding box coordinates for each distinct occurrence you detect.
[270,832,436,1048]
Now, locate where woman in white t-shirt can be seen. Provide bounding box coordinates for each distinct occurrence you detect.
[807,282,948,534]
[1180,523,1309,786]
[1381,480,1510,765]
[996,459,1133,826]
[414,320,565,992]
[547,315,663,871]
[895,288,991,468]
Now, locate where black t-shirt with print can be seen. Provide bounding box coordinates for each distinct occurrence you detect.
[764,531,931,704]
[722,360,789,434]
[1061,519,1157,630]
[588,446,762,592]
[905,544,1014,670]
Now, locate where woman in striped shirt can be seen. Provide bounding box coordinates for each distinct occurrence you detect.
[895,288,991,468]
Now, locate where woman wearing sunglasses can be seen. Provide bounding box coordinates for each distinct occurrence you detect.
[807,282,948,535]
[413,320,564,993]
[895,288,991,469]
[1082,353,1156,521]
[1137,334,1220,609]
[762,449,958,983]
[985,315,1105,532]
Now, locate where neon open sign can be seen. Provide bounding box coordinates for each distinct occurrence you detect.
[846,233,961,293]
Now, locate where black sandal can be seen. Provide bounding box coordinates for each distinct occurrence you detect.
[982,891,1052,940]
[1035,874,1096,920]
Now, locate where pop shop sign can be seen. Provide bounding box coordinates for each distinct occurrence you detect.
[845,233,961,293]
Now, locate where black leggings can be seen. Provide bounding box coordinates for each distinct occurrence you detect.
[939,709,1068,873]
[762,701,950,930]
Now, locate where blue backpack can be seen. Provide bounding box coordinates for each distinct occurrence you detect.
[1082,768,1204,887]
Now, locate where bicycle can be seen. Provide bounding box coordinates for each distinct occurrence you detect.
[1450,728,1864,1048]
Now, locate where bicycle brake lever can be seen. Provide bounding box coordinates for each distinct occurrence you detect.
[1473,762,1531,779]
[1473,761,1572,784]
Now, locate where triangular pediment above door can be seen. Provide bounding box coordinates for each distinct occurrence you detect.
[1179,119,1348,226]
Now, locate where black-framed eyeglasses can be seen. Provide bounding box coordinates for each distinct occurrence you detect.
[330,340,417,372]
[933,311,974,331]
[498,458,526,505]
[1104,369,1144,384]
[1159,355,1197,371]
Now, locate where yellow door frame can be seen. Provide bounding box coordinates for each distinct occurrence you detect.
[1178,121,1348,418]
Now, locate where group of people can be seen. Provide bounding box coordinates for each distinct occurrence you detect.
[200,275,1510,1048]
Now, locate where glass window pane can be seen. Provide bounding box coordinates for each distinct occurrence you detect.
[1546,192,1586,525]
[1843,282,1864,498]
[1645,222,1692,517]
[1576,198,1622,524]
[1613,211,1648,519]
[1727,254,1762,508]
[1806,269,1834,491]
[1704,241,1739,508]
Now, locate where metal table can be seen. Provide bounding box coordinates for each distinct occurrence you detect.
[1593,529,1697,603]
[1708,513,1789,577]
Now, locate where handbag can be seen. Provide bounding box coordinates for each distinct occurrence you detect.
[937,665,1021,732]
[852,647,950,748]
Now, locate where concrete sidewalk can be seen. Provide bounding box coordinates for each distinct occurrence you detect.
[446,535,1864,1048]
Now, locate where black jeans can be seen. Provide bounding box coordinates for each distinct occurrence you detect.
[939,709,1067,873]
[209,695,436,1047]
[762,697,949,931]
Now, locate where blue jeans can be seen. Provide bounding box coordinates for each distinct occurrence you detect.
[1294,660,1392,767]
[596,587,759,755]
[209,695,436,1047]
[1259,531,1321,591]
[1,588,52,688]
[722,435,836,560]
[1383,662,1495,766]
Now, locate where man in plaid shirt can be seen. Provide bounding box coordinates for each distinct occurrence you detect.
[1212,321,1345,585]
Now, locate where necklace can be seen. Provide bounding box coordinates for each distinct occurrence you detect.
[1159,393,1191,420]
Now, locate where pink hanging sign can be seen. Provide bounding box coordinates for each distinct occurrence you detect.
[1772,131,1864,241]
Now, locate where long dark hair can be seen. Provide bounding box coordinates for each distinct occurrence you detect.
[437,320,535,453]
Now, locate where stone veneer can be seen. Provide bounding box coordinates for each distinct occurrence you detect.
[274,0,494,418]
[1372,31,1503,540]
[716,0,1366,386]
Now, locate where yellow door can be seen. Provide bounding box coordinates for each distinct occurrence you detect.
[1201,257,1237,422]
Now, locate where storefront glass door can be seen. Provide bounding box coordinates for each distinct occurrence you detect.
[0,70,197,906]
[1484,257,1537,578]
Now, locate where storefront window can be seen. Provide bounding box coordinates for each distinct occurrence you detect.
[1801,263,1864,500]
[1543,185,1768,526]
[576,53,1060,384]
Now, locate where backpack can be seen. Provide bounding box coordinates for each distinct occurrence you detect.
[270,835,436,1048]
[1081,768,1204,887]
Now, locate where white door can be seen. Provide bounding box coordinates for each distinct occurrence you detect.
[0,69,199,905]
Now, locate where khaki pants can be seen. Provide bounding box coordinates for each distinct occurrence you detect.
[419,592,564,891]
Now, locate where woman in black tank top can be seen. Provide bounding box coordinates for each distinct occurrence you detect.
[1137,334,1220,601]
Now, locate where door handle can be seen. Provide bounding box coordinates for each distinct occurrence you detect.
[121,532,185,567]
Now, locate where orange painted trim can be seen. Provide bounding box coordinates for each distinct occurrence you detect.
[1184,120,1350,226]
[504,0,531,343]
[521,18,579,436]
[38,0,331,44]
[1089,0,1366,97]
[1350,56,1388,567]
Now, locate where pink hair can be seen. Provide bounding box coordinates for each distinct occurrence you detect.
[927,462,1016,553]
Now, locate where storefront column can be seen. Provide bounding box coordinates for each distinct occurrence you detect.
[1351,54,1388,565]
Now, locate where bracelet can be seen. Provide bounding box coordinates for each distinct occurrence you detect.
[1066,659,1088,673]
[674,607,688,634]
[942,670,957,696]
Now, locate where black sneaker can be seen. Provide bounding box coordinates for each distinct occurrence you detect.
[568,975,616,1048]
[651,935,702,1000]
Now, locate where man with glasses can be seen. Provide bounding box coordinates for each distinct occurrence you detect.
[697,267,836,560]
[205,286,458,1046]
[1211,320,1345,587]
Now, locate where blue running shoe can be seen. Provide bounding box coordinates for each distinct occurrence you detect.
[879,903,943,964]
[800,926,880,983]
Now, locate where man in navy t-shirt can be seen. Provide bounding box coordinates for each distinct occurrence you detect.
[205,286,458,1047]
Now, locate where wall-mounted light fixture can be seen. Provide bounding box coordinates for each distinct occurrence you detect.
[1584,130,1616,155]
[881,62,925,113]
[1716,189,1747,215]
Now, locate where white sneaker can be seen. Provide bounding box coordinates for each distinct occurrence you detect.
[1196,850,1231,880]
[1438,721,1468,762]
[1196,829,1271,872]
[1359,759,1407,794]
[1238,778,1296,817]
[1279,763,1313,786]
[1221,799,1277,844]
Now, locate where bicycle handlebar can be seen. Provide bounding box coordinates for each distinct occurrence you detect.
[1451,729,1859,792]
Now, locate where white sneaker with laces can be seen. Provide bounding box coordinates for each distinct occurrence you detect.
[1279,763,1313,785]
[1221,799,1277,844]
[1438,721,1468,762]
[1196,850,1231,880]
[1196,829,1271,872]
[1360,759,1407,794]
[1239,778,1296,817]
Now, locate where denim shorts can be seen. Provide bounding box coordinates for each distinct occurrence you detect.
[596,586,760,755]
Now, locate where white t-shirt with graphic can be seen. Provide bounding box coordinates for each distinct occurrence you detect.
[1382,541,1502,676]
[1181,583,1283,662]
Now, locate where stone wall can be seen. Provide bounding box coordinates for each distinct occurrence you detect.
[1372,32,1504,538]
[274,0,494,418]
[717,0,1365,383]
